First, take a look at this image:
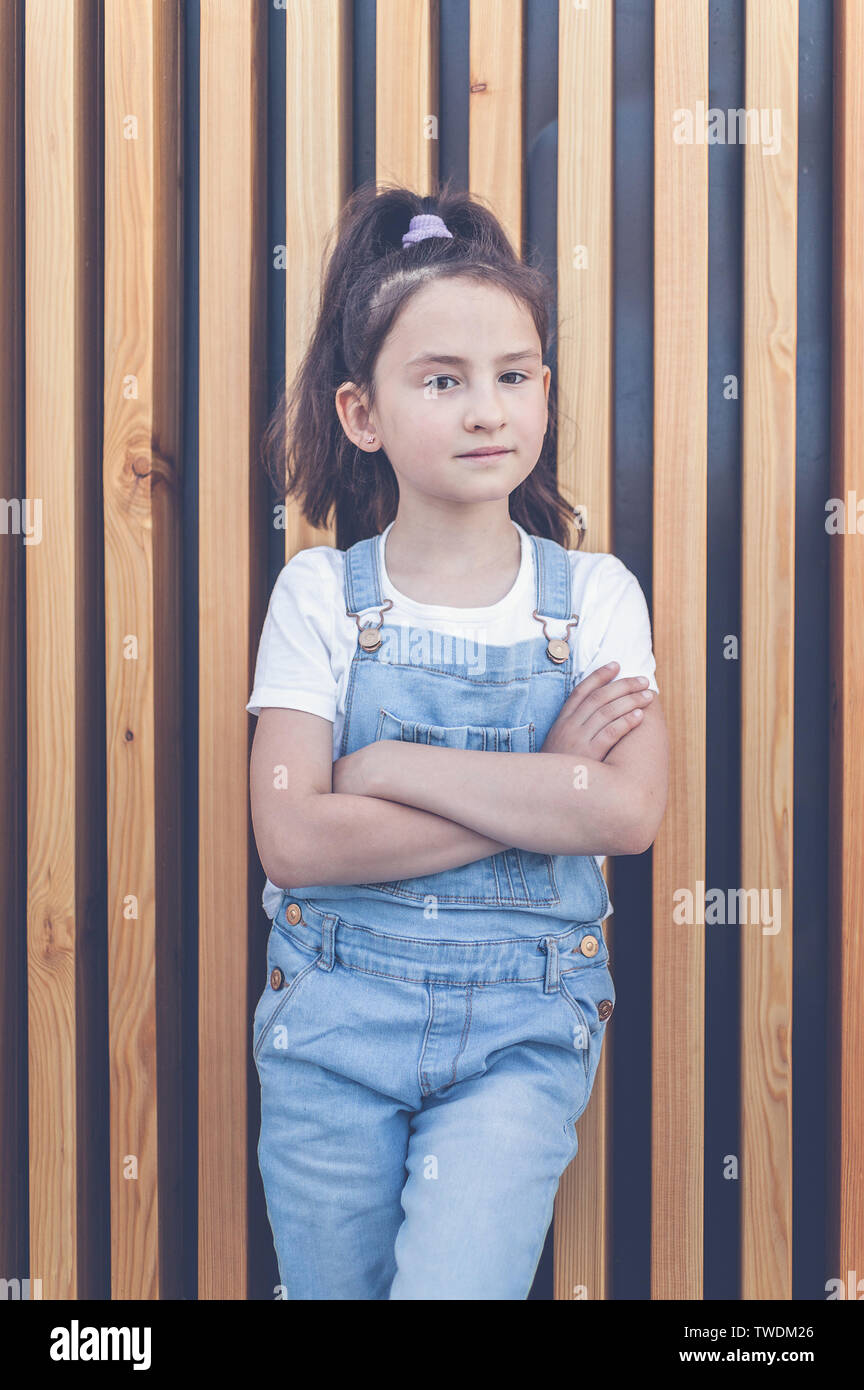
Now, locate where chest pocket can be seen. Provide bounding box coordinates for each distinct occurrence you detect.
[365,707,561,908]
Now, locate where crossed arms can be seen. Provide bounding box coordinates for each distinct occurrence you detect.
[249,692,669,890]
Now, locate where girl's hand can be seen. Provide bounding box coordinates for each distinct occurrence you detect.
[539,662,654,761]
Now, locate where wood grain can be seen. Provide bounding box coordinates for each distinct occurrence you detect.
[376,0,439,194]
[283,0,350,559]
[468,0,523,256]
[740,0,797,1301]
[103,0,183,1300]
[554,0,615,1302]
[651,0,708,1300]
[0,0,26,1290]
[25,0,104,1302]
[198,0,267,1299]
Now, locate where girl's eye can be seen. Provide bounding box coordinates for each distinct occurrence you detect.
[423,371,528,391]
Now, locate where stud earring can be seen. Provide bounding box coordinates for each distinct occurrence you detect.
[366,434,375,445]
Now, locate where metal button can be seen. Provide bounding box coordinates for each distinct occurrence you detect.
[578,935,599,957]
[546,638,570,664]
[358,628,382,651]
[285,902,302,925]
[598,999,614,1021]
[270,967,284,990]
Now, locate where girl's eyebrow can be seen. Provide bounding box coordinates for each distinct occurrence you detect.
[405,349,541,368]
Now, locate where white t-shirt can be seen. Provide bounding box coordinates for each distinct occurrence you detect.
[247,519,659,919]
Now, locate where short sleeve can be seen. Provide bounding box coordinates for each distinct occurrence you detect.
[246,549,339,720]
[578,556,659,695]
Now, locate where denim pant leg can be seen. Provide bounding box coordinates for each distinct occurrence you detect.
[253,923,424,1300]
[388,970,602,1301]
[256,1047,410,1299]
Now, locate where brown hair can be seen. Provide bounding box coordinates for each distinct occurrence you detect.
[260,177,581,551]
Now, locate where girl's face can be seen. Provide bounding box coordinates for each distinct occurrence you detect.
[346,277,551,511]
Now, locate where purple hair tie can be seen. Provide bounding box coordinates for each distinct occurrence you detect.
[402,213,454,248]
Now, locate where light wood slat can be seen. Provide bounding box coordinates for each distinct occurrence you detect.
[199,0,267,1299]
[830,0,864,1292]
[376,0,438,193]
[651,0,708,1299]
[25,0,103,1302]
[554,0,615,1302]
[468,0,523,255]
[283,0,351,560]
[740,0,797,1302]
[103,0,183,1298]
[0,0,26,1284]
[555,0,612,556]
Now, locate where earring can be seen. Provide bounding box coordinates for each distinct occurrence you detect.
[366,434,375,444]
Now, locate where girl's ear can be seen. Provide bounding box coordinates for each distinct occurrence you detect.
[334,381,376,450]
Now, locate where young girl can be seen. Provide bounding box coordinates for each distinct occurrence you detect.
[247,181,668,1300]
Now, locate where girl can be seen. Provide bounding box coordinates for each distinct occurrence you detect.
[247,181,668,1300]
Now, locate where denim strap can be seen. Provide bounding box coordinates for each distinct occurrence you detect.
[529,535,572,621]
[344,536,385,616]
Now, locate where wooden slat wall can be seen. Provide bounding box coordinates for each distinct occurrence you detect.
[103,0,183,1300]
[25,0,104,1302]
[554,0,615,1303]
[831,0,864,1287]
[0,0,26,1290]
[283,0,351,560]
[469,0,523,254]
[198,0,267,1298]
[740,0,798,1301]
[651,0,708,1299]
[3,0,861,1304]
[376,0,438,194]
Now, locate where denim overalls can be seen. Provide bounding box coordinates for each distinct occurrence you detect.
[253,528,616,1299]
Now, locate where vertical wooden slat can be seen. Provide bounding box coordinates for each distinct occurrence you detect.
[468,0,523,255]
[199,0,267,1298]
[554,0,615,1302]
[0,0,25,1278]
[556,0,613,554]
[651,0,708,1299]
[103,0,183,1298]
[283,0,351,560]
[25,0,105,1300]
[830,0,864,1292]
[376,0,438,194]
[0,0,26,1287]
[740,0,797,1301]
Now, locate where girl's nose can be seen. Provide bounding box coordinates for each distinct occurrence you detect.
[463,392,507,432]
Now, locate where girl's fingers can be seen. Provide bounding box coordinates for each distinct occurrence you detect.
[580,686,653,735]
[590,707,646,755]
[565,670,651,723]
[567,662,619,702]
